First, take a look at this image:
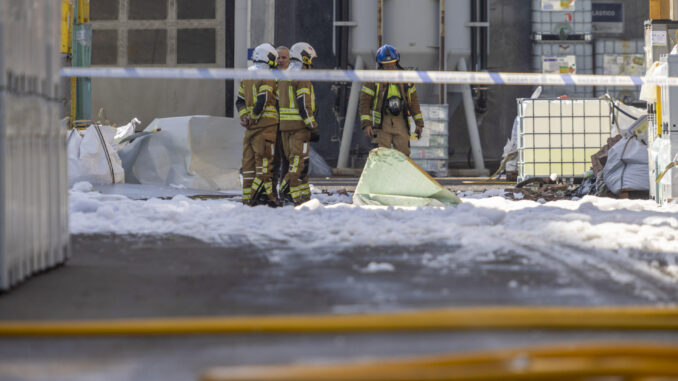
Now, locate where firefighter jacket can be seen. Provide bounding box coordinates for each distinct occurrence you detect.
[277,79,317,132]
[359,82,424,130]
[236,79,278,129]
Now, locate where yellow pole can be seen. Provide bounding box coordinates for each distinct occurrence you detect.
[201,342,678,381]
[2,306,678,337]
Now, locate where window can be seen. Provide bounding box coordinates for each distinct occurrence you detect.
[128,0,168,20]
[91,30,118,65]
[128,29,167,64]
[177,29,216,64]
[90,0,118,21]
[91,0,224,67]
[177,0,216,19]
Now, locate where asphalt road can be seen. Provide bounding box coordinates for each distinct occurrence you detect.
[1,234,677,381]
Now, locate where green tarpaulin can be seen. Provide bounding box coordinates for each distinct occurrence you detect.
[353,148,462,207]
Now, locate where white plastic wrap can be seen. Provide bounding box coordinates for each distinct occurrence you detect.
[602,136,649,194]
[67,122,131,187]
[119,116,244,191]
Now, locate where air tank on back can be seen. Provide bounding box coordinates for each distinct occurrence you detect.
[350,0,471,103]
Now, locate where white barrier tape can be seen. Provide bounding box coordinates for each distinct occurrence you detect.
[61,67,669,87]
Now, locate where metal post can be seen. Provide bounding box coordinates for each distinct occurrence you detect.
[458,57,486,171]
[377,0,383,47]
[337,56,364,169]
[439,0,446,104]
[234,0,248,106]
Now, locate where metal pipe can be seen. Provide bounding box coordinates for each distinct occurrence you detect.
[337,55,364,169]
[458,57,485,171]
[377,0,383,47]
[234,0,248,108]
[439,0,446,104]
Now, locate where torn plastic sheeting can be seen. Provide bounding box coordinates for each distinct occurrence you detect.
[353,148,461,207]
[118,116,243,191]
[67,119,137,187]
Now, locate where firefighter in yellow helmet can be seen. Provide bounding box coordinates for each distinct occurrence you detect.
[359,44,424,156]
[278,42,319,205]
[235,43,279,207]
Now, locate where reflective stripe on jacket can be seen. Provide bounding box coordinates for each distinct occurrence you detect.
[278,79,317,132]
[358,82,424,129]
[236,79,278,129]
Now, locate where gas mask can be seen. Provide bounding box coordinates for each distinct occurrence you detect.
[387,96,402,116]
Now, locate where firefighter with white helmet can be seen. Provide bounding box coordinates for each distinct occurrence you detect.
[235,43,279,207]
[277,42,318,205]
[359,44,424,156]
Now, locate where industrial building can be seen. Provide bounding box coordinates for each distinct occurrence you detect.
[3,1,678,380]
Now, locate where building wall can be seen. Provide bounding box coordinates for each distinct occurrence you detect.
[447,0,535,170]
[87,0,649,170]
[90,0,232,127]
[274,0,341,165]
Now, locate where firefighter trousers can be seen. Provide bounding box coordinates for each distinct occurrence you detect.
[280,128,311,204]
[271,127,289,197]
[241,125,277,205]
[375,113,410,156]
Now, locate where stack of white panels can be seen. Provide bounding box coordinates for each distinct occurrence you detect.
[0,0,70,291]
[410,105,448,177]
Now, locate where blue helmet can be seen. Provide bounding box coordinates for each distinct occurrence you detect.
[376,44,399,64]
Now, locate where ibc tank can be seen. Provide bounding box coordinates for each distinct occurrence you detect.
[350,0,470,71]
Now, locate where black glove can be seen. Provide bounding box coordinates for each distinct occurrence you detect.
[310,129,320,142]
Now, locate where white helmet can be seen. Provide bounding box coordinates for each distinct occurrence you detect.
[289,42,317,70]
[251,43,278,69]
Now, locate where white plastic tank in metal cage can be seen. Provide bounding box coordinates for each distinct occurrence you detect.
[517,98,612,181]
[594,39,644,102]
[533,41,594,98]
[532,0,592,37]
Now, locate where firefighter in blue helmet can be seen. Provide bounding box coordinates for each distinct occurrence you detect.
[359,44,424,156]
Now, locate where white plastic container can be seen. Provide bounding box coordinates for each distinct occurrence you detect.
[517,98,612,181]
[532,0,592,36]
[594,39,644,102]
[533,41,594,98]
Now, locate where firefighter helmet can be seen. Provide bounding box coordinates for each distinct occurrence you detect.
[251,43,278,68]
[376,44,399,64]
[290,42,317,69]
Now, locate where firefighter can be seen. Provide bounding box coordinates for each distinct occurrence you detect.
[359,44,424,156]
[277,42,319,205]
[235,43,279,207]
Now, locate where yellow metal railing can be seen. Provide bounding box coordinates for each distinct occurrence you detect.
[1,306,678,336]
[201,341,678,381]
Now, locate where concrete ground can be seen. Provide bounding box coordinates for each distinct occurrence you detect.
[1,233,678,381]
[0,178,676,381]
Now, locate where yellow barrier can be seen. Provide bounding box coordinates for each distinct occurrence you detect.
[201,341,678,381]
[60,0,72,54]
[1,306,678,337]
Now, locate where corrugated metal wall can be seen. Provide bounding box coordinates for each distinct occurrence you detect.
[0,0,70,290]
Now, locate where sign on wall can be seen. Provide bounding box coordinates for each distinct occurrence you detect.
[592,2,624,34]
